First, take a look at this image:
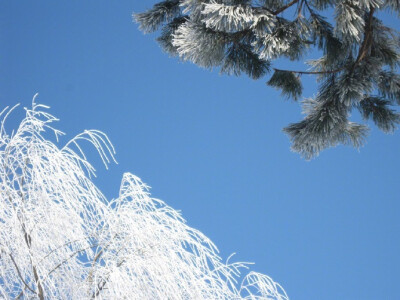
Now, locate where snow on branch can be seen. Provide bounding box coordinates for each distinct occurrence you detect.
[172,21,227,67]
[134,0,181,33]
[136,0,400,159]
[0,98,288,299]
[202,2,274,32]
[334,1,366,44]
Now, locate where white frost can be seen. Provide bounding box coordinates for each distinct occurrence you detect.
[0,98,288,299]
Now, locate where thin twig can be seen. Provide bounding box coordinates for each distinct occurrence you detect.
[273,66,345,75]
[8,253,37,295]
[15,287,26,300]
[38,237,95,265]
[46,244,99,278]
[91,259,125,299]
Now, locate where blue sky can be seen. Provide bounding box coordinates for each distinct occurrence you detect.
[1,1,399,299]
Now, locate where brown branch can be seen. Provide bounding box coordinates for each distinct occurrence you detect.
[273,0,299,15]
[297,0,305,18]
[353,6,375,68]
[273,66,345,75]
[273,5,376,77]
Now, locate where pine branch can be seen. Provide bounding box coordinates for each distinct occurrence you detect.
[358,96,400,132]
[136,0,400,157]
[273,0,299,15]
[352,6,375,71]
[377,71,400,104]
[134,0,181,33]
[267,69,302,99]
[284,76,369,159]
[273,66,344,75]
[304,0,342,59]
[222,42,271,79]
[157,16,188,55]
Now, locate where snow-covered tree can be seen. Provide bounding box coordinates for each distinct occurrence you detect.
[0,97,288,299]
[135,0,400,159]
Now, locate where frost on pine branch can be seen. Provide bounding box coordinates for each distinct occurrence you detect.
[135,0,400,159]
[0,98,288,299]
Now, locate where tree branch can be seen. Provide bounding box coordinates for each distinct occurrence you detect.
[274,5,375,77]
[86,233,119,293]
[13,192,45,300]
[89,243,136,299]
[45,244,99,278]
[38,237,95,265]
[273,66,345,75]
[91,259,125,299]
[353,6,375,67]
[15,287,26,300]
[273,0,299,15]
[8,253,37,295]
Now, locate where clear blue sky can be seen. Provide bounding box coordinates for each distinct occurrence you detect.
[1,1,399,299]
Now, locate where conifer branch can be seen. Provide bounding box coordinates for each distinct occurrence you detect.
[136,0,400,157]
[353,6,375,68]
[272,67,345,75]
[273,0,300,15]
